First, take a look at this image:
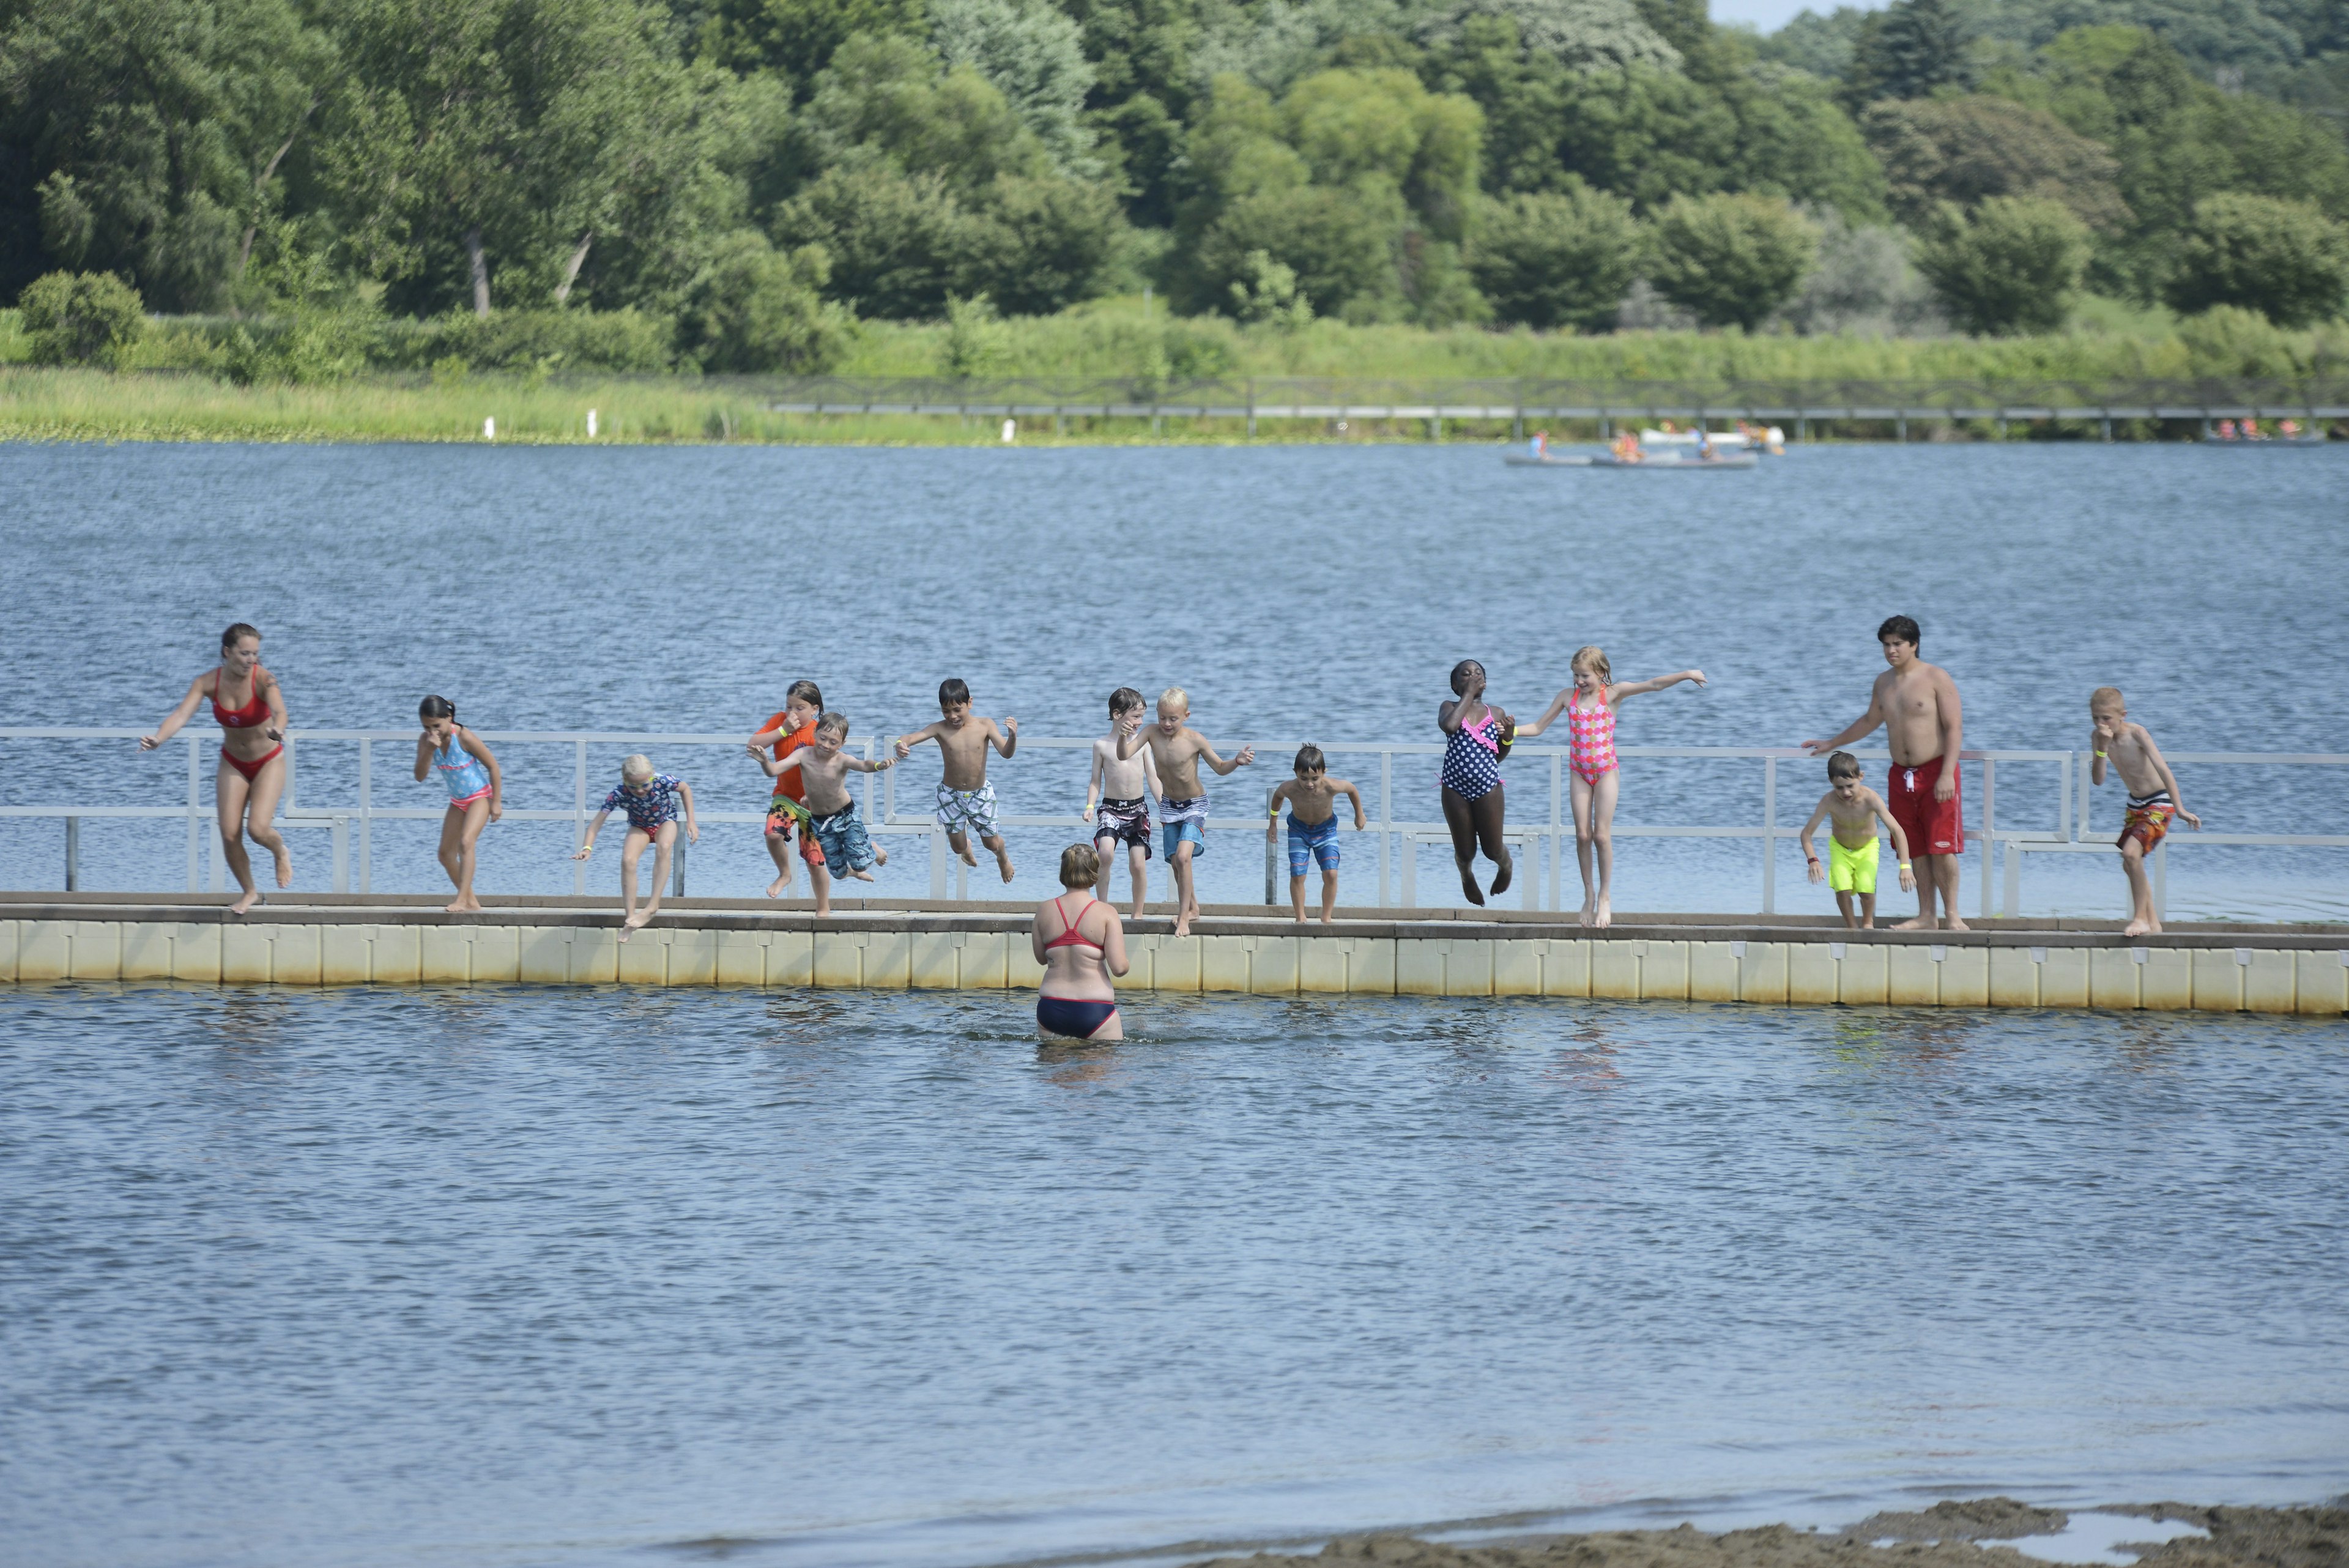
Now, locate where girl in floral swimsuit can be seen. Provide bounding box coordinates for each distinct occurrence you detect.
[1438,660,1565,907]
[1543,646,1706,929]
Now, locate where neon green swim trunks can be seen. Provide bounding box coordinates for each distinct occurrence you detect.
[1828,835,1879,894]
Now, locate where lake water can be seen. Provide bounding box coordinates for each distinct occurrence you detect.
[2,986,2345,1568]
[1,440,2344,916]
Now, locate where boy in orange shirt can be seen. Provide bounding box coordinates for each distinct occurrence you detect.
[747,680,827,901]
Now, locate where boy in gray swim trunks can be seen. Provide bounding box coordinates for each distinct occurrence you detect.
[1115,685,1255,937]
[1084,687,1162,919]
[760,712,894,916]
[896,677,1019,882]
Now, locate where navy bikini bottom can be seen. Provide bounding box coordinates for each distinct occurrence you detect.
[1037,995,1118,1039]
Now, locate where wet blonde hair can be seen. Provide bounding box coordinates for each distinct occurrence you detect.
[621,753,655,781]
[2090,686,2125,712]
[1572,645,1611,683]
[1059,842,1100,888]
[1159,686,1189,715]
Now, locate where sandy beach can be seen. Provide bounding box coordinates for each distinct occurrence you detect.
[1186,1500,2348,1568]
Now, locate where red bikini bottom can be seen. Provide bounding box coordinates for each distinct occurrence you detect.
[221,745,283,783]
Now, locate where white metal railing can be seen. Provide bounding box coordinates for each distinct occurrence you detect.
[2,728,2344,918]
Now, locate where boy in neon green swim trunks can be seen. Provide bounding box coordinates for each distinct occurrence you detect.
[1798,751,1914,929]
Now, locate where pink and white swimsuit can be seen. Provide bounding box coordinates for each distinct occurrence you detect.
[1566,693,1618,784]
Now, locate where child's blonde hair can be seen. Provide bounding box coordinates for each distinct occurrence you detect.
[1159,685,1189,714]
[2090,686,2125,712]
[621,753,655,781]
[815,711,850,740]
[1572,645,1611,683]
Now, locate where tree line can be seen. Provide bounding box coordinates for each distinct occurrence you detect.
[4,0,2347,377]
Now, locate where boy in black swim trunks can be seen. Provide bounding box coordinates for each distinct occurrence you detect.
[1084,688,1162,919]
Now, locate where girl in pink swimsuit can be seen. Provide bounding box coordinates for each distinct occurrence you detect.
[1531,646,1707,929]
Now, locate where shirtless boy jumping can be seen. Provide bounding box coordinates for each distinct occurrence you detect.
[1084,687,1162,918]
[2090,686,2200,935]
[1116,686,1255,937]
[763,711,893,916]
[1803,615,1967,930]
[896,678,1019,883]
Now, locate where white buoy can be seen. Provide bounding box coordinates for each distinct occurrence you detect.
[1001,418,1016,444]
[483,416,495,441]
[586,409,598,438]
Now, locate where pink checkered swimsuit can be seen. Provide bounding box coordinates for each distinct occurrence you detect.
[1566,693,1618,784]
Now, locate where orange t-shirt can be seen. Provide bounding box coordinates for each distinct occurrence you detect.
[762,712,815,802]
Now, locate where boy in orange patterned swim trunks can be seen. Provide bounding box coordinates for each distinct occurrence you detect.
[2090,687,2200,937]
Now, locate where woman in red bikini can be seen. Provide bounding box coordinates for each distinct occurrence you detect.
[140,622,292,913]
[1031,842,1129,1041]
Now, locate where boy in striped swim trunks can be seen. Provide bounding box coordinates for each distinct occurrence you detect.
[1265,745,1366,924]
[896,678,1019,882]
[2090,687,2200,936]
[1798,751,1914,929]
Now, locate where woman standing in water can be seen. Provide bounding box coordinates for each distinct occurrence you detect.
[140,622,291,913]
[1439,659,1564,905]
[1031,843,1129,1041]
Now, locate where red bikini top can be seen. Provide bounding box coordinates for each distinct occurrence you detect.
[1044,895,1102,951]
[212,667,270,729]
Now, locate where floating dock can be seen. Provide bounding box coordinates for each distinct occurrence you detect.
[3,894,2345,1014]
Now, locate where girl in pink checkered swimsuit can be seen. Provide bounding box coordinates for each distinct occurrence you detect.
[1531,646,1707,929]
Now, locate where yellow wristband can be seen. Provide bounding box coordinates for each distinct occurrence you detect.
[2093,750,2107,759]
[1898,860,1912,869]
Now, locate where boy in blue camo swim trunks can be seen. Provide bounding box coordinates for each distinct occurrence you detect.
[1264,744,1366,924]
[762,712,894,915]
[896,677,1019,882]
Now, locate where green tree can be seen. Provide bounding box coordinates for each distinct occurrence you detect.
[674,228,847,370]
[1917,194,2090,334]
[1469,186,1640,330]
[1645,191,1817,330]
[1863,95,2127,232]
[1846,0,1974,105]
[17,269,146,365]
[2166,193,2349,327]
[695,0,929,92]
[930,0,1098,175]
[0,0,332,310]
[317,0,696,317]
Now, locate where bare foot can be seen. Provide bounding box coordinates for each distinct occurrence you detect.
[1942,916,1969,932]
[875,846,889,867]
[958,842,979,868]
[998,858,1016,883]
[1891,916,1932,930]
[273,845,294,888]
[443,896,482,913]
[1578,897,1595,927]
[850,868,877,882]
[622,909,651,932]
[1172,915,1192,938]
[815,902,834,918]
[765,872,792,898]
[1458,866,1485,905]
[1130,905,1146,921]
[230,889,262,915]
[2123,915,2157,937]
[1594,895,1611,930]
[1490,853,1513,896]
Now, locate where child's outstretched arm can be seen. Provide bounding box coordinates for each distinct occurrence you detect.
[1803,680,1887,755]
[1515,689,1572,739]
[992,716,1018,758]
[893,723,942,760]
[2140,727,2200,828]
[1200,737,1256,776]
[844,752,897,774]
[1612,669,1707,703]
[573,809,612,859]
[760,749,809,780]
[1872,793,1915,890]
[1798,795,1832,883]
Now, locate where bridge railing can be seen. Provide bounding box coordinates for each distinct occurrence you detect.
[3,729,2343,920]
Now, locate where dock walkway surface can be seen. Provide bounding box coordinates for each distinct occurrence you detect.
[4,893,2346,1013]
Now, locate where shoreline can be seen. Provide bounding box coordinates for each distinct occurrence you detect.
[1175,1499,2348,1568]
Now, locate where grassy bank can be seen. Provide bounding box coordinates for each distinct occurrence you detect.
[2,297,2343,445]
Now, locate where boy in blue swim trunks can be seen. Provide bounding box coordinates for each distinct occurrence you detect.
[1798,751,1913,929]
[1116,686,1254,938]
[762,712,894,916]
[1266,745,1366,924]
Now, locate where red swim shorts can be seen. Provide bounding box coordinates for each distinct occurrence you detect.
[1886,756,1964,858]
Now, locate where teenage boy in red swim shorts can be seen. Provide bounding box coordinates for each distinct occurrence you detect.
[1803,615,1969,930]
[2090,686,2200,936]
